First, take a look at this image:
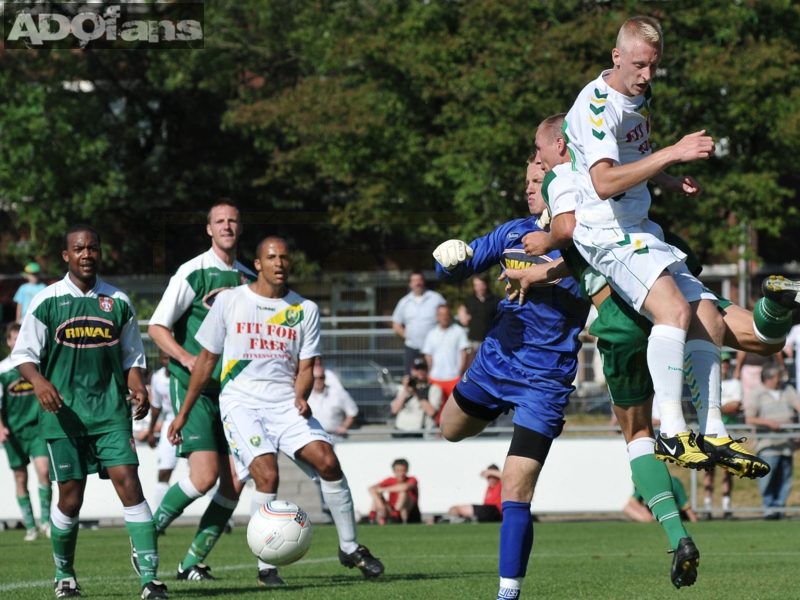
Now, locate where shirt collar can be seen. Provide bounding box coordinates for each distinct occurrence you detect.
[206,248,237,271]
[62,272,102,298]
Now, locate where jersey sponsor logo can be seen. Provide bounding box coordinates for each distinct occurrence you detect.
[99,296,115,312]
[506,232,520,240]
[7,376,34,397]
[202,286,234,309]
[500,250,562,286]
[55,317,119,348]
[267,304,304,328]
[59,463,71,469]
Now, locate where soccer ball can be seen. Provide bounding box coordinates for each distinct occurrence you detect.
[247,500,313,566]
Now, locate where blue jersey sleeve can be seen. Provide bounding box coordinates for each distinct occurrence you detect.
[435,220,527,283]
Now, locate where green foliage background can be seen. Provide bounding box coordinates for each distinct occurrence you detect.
[1,0,798,274]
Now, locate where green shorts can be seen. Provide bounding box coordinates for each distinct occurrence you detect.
[170,375,228,457]
[589,293,654,406]
[47,430,138,482]
[711,290,733,311]
[3,423,48,469]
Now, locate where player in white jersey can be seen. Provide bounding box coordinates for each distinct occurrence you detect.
[562,16,770,475]
[146,352,178,510]
[168,237,384,585]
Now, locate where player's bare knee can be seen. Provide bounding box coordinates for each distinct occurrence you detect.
[157,470,172,483]
[316,452,343,481]
[191,469,219,494]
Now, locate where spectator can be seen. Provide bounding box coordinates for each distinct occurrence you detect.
[735,347,784,410]
[702,352,741,520]
[392,271,446,374]
[624,476,698,523]
[390,358,442,438]
[446,465,503,523]
[367,459,420,524]
[307,362,359,441]
[458,275,499,368]
[745,362,800,519]
[146,351,177,511]
[422,304,470,418]
[14,262,46,322]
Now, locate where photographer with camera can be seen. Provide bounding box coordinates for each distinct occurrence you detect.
[390,358,442,438]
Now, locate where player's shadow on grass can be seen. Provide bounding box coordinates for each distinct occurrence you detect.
[172,571,493,597]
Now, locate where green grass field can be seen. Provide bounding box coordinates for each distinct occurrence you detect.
[2,519,799,599]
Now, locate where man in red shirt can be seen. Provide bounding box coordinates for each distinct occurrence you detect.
[447,465,503,523]
[367,459,420,524]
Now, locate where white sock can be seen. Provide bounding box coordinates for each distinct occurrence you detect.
[320,477,359,554]
[153,482,170,510]
[648,325,688,436]
[251,491,277,571]
[722,495,731,511]
[178,477,203,500]
[499,577,523,590]
[627,437,656,461]
[123,501,153,523]
[685,339,728,438]
[51,506,79,531]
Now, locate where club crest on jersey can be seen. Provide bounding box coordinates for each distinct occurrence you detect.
[284,308,301,327]
[250,436,261,447]
[55,317,120,348]
[99,296,114,312]
[203,286,234,309]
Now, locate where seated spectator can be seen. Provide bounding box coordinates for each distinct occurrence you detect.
[391,358,442,438]
[745,362,800,520]
[446,465,503,523]
[307,362,359,440]
[624,476,697,523]
[367,459,421,524]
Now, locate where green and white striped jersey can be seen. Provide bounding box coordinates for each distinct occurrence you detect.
[0,356,38,432]
[10,274,146,439]
[149,249,256,387]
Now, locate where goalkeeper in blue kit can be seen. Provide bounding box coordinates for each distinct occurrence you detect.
[433,158,589,600]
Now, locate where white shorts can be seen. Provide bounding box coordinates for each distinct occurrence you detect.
[221,401,330,484]
[156,417,178,471]
[573,218,716,313]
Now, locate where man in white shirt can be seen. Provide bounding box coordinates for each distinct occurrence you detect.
[392,271,446,373]
[784,324,800,388]
[307,363,359,440]
[422,304,470,416]
[169,237,384,585]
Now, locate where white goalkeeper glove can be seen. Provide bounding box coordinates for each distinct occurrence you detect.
[432,239,473,268]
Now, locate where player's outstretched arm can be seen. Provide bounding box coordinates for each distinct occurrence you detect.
[590,131,714,200]
[125,366,150,421]
[168,348,219,444]
[18,363,63,414]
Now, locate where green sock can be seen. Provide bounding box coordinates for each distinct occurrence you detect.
[153,482,197,533]
[630,454,688,550]
[17,495,36,530]
[51,522,79,579]
[126,520,158,586]
[39,484,52,525]
[181,496,237,569]
[753,297,793,341]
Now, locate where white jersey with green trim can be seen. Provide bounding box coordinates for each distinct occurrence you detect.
[565,69,653,228]
[541,162,581,222]
[195,285,321,410]
[149,248,256,387]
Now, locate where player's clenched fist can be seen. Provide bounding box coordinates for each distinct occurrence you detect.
[433,239,473,268]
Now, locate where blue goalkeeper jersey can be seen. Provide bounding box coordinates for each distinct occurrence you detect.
[436,217,588,376]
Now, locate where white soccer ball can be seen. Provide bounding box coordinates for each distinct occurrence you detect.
[247,500,313,566]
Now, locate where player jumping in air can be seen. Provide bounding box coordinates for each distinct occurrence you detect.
[563,16,772,477]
